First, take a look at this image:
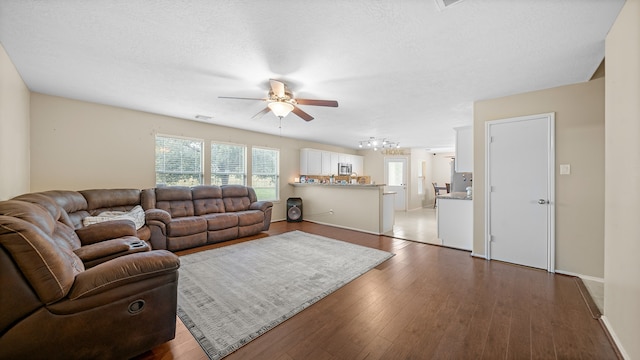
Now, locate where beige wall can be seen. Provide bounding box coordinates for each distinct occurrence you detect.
[292,185,382,233]
[29,93,354,221]
[0,43,30,200]
[604,0,640,357]
[474,77,605,278]
[359,148,431,211]
[432,152,454,188]
[409,148,429,210]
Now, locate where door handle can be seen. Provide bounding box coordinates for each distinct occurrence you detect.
[538,199,548,204]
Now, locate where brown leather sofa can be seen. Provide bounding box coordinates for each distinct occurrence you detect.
[0,196,180,359]
[142,185,273,251]
[14,188,152,243]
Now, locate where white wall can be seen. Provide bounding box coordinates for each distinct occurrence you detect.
[604,0,640,357]
[0,43,30,200]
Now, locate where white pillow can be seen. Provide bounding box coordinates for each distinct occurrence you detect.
[83,205,145,230]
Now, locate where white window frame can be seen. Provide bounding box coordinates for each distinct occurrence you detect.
[155,134,204,187]
[251,146,280,201]
[211,141,247,186]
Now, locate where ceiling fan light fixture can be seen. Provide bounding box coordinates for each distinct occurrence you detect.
[268,101,294,118]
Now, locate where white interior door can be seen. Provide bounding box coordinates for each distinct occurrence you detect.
[486,113,555,271]
[385,157,407,211]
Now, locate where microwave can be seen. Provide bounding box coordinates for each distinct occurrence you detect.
[338,163,352,176]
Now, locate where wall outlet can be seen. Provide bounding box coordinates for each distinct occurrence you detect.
[560,164,571,175]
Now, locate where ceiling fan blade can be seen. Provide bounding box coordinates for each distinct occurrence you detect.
[218,96,266,101]
[251,107,271,119]
[292,106,314,121]
[269,79,285,98]
[295,99,339,107]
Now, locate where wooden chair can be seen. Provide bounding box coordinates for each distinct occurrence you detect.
[432,182,445,208]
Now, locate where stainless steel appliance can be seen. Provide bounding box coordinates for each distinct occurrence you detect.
[338,163,352,175]
[451,159,472,192]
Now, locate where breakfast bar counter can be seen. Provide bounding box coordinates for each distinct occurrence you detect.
[288,183,392,234]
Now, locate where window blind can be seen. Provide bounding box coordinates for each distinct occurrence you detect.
[155,135,203,186]
[251,147,279,201]
[211,142,247,186]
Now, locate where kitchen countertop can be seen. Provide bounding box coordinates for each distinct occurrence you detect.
[437,191,472,200]
[289,182,385,188]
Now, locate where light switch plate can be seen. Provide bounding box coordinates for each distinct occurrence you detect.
[560,164,571,175]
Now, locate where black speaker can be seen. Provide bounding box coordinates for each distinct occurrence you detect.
[287,197,303,222]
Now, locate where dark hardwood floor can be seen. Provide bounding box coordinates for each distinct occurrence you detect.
[136,221,619,360]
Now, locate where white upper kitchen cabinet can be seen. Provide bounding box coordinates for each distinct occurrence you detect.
[300,148,321,175]
[300,148,364,176]
[330,153,340,175]
[338,153,352,164]
[300,148,336,175]
[352,155,364,175]
[320,151,332,175]
[455,126,473,173]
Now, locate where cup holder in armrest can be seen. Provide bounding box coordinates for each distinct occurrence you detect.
[129,240,149,250]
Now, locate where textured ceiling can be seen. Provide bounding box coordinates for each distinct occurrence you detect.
[0,0,625,151]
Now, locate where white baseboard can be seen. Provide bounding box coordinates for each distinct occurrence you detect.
[554,269,604,283]
[470,252,487,259]
[303,219,382,236]
[600,316,630,359]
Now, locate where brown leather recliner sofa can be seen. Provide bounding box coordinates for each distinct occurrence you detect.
[0,192,180,359]
[142,185,274,251]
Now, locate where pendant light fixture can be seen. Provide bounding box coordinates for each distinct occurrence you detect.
[267,101,294,118]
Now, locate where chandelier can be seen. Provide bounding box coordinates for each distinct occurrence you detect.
[358,137,400,151]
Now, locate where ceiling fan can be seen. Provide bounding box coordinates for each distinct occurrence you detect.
[219,79,338,121]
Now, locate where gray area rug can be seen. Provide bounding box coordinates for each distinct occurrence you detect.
[177,230,394,360]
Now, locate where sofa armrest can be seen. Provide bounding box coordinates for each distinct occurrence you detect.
[145,208,171,224]
[75,219,137,245]
[68,250,179,300]
[249,201,273,212]
[74,237,150,267]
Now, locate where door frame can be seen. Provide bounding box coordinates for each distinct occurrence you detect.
[484,112,556,272]
[384,156,408,211]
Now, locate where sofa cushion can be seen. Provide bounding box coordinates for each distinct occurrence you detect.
[193,185,225,215]
[40,191,89,229]
[166,216,207,237]
[0,201,83,304]
[12,193,70,226]
[80,189,142,213]
[237,210,265,226]
[221,185,252,212]
[202,213,238,231]
[155,187,195,217]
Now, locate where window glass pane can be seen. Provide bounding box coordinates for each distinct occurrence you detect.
[388,161,403,186]
[251,147,279,201]
[211,142,247,186]
[155,135,203,186]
